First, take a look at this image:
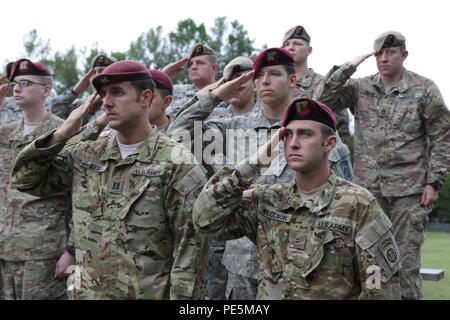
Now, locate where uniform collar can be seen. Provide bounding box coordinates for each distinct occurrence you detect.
[100,125,160,163]
[280,174,337,216]
[371,68,410,94]
[253,110,281,130]
[296,68,318,88]
[9,111,53,145]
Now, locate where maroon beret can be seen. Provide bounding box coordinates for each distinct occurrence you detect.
[8,59,51,81]
[149,70,173,94]
[252,48,295,79]
[280,98,336,131]
[92,60,152,93]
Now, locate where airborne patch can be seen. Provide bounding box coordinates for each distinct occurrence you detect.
[315,219,353,235]
[260,208,292,223]
[378,234,400,269]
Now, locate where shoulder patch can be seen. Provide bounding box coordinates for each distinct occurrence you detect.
[242,189,254,198]
[99,130,111,137]
[343,79,351,88]
[66,139,81,146]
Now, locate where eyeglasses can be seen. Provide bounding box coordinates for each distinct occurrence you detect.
[8,79,48,88]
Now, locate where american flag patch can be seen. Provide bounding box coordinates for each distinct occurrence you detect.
[242,189,254,198]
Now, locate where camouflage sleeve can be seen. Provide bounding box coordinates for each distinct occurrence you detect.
[47,89,79,120]
[165,159,209,300]
[422,83,450,186]
[319,62,359,114]
[355,201,401,299]
[193,160,260,243]
[11,129,76,198]
[168,90,223,142]
[74,120,107,142]
[329,132,354,181]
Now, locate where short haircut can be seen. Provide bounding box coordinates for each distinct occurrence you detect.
[283,64,296,76]
[156,87,172,98]
[206,55,217,65]
[129,78,155,95]
[320,122,336,143]
[39,75,53,86]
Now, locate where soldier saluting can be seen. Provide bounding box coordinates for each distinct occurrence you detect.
[193,97,401,299]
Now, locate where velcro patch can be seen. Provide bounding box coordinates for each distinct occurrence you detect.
[80,159,107,172]
[289,231,307,250]
[242,189,254,198]
[132,168,164,177]
[378,234,400,268]
[315,219,353,235]
[260,208,292,223]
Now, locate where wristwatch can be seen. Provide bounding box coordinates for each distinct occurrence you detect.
[427,181,442,191]
[65,245,76,256]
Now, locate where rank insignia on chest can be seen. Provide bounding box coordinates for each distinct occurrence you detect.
[289,231,307,250]
[109,180,124,194]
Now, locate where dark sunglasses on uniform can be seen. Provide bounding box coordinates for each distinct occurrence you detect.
[8,79,48,88]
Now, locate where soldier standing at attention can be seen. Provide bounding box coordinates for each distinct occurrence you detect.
[282,25,352,149]
[0,59,74,299]
[193,97,401,299]
[321,31,450,299]
[11,60,209,300]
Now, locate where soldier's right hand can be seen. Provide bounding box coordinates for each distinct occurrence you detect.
[211,71,255,102]
[350,50,376,68]
[72,69,94,94]
[248,127,285,167]
[162,57,189,79]
[47,93,100,146]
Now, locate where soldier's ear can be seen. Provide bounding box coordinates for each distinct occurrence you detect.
[141,89,153,107]
[401,49,408,61]
[325,135,337,152]
[163,95,173,109]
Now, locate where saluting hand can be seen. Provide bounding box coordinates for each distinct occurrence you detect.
[249,127,285,168]
[0,83,8,111]
[350,50,376,68]
[72,69,94,94]
[46,93,100,147]
[162,57,189,79]
[211,70,255,102]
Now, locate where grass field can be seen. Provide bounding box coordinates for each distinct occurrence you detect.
[422,231,450,300]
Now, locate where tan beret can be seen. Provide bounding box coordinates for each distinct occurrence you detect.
[282,25,311,45]
[91,55,117,70]
[223,56,253,81]
[186,43,215,61]
[373,31,406,52]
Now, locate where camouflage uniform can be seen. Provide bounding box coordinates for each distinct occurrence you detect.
[206,100,261,300]
[168,90,354,299]
[0,112,71,300]
[0,97,22,126]
[0,91,99,126]
[321,63,450,299]
[11,127,208,300]
[291,68,352,147]
[49,89,102,125]
[208,100,262,120]
[193,163,401,300]
[167,84,228,120]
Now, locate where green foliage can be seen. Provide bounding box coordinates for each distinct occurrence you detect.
[15,18,263,94]
[430,176,450,222]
